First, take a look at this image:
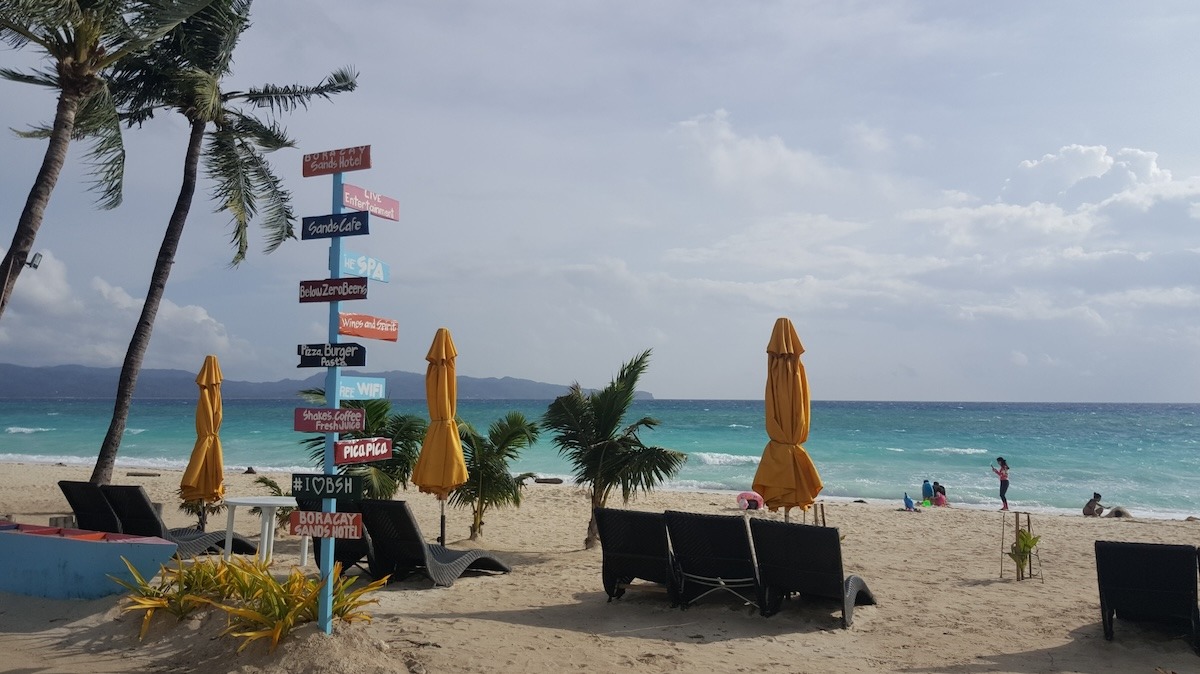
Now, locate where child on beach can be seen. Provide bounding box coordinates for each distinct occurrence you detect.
[991,457,1010,510]
[932,481,947,506]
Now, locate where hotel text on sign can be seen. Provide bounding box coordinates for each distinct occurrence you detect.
[339,313,398,342]
[293,407,365,433]
[335,437,393,465]
[302,145,371,177]
[342,184,399,221]
[288,510,363,539]
[299,278,368,303]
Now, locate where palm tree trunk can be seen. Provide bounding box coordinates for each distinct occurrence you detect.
[0,91,83,320]
[90,119,206,484]
[585,489,602,549]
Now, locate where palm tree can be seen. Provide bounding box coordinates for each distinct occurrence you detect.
[300,389,426,500]
[450,412,539,540]
[0,0,215,320]
[88,0,357,484]
[541,349,686,549]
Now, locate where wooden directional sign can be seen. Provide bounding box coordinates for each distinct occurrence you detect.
[343,184,399,221]
[293,407,365,433]
[288,510,363,539]
[338,313,398,342]
[297,342,366,368]
[340,249,389,283]
[291,473,363,500]
[299,278,368,303]
[302,145,371,177]
[335,437,393,465]
[338,376,387,400]
[301,211,369,240]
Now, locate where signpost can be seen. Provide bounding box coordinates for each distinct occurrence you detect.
[291,473,363,500]
[301,211,370,240]
[302,145,371,177]
[342,183,399,221]
[338,375,387,400]
[299,278,368,303]
[293,407,366,433]
[338,313,398,341]
[297,342,367,368]
[288,510,363,539]
[334,437,393,465]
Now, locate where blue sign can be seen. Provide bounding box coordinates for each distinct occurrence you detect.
[339,376,387,400]
[301,211,370,240]
[340,249,390,283]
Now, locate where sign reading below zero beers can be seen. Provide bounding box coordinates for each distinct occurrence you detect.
[293,407,365,433]
[340,249,389,283]
[297,342,366,368]
[302,145,371,177]
[301,211,369,240]
[339,376,387,400]
[299,278,368,303]
[342,184,399,221]
[338,313,398,342]
[291,473,363,499]
[335,437,393,465]
[288,510,363,539]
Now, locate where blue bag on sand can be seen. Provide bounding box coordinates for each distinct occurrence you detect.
[903,493,915,511]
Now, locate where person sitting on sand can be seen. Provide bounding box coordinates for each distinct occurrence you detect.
[1084,492,1132,518]
[932,481,948,506]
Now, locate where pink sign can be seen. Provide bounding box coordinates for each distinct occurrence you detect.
[302,145,371,177]
[339,312,398,341]
[342,183,399,221]
[293,407,366,433]
[334,437,393,465]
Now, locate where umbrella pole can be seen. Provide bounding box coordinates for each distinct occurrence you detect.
[439,499,446,545]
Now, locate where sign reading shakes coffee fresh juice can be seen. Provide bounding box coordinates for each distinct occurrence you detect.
[293,407,365,433]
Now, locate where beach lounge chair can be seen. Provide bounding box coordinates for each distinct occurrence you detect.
[1095,540,1200,652]
[297,498,373,575]
[594,507,678,602]
[663,510,760,609]
[100,484,256,559]
[58,480,123,533]
[358,499,510,587]
[749,518,876,627]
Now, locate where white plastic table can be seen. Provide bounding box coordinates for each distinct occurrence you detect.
[222,495,307,566]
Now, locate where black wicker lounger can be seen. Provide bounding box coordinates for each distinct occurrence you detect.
[100,484,257,559]
[749,518,876,627]
[58,480,123,533]
[594,507,678,603]
[1095,540,1200,652]
[297,498,373,575]
[663,510,760,609]
[358,499,510,587]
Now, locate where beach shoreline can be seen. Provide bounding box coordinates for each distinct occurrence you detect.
[3,462,1200,674]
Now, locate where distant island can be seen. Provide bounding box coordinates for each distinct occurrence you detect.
[0,363,654,400]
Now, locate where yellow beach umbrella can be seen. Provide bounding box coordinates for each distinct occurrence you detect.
[181,355,226,528]
[752,317,823,520]
[412,328,468,543]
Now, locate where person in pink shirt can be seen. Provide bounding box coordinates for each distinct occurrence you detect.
[991,457,1010,510]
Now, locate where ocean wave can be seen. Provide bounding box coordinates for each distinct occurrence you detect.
[884,447,904,453]
[727,423,751,429]
[923,446,988,455]
[690,452,760,466]
[126,428,147,435]
[5,426,54,434]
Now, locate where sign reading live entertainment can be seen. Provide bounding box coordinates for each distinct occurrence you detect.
[342,184,399,221]
[335,437,393,465]
[301,211,369,240]
[288,510,363,539]
[297,342,366,368]
[302,145,371,178]
[299,278,368,303]
[339,313,398,342]
[340,249,389,283]
[293,407,365,433]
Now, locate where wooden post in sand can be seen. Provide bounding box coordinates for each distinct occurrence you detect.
[1000,511,1039,581]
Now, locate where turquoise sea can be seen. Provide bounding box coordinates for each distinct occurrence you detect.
[3,399,1198,520]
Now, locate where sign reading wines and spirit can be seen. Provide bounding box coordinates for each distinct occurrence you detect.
[301,211,369,240]
[293,407,366,433]
[302,145,371,177]
[288,510,363,539]
[334,437,393,465]
[340,249,390,283]
[342,184,399,221]
[291,473,363,499]
[299,278,368,303]
[338,313,398,342]
[297,342,366,368]
[339,376,387,400]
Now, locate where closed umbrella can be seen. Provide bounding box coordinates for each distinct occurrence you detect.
[181,355,226,529]
[412,328,468,544]
[752,317,823,521]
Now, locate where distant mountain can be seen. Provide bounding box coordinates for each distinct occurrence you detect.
[0,363,653,400]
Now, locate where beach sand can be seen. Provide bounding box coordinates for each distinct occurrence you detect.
[2,462,1199,674]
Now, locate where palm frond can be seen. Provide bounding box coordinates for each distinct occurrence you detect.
[238,66,358,112]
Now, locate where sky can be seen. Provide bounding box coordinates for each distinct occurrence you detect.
[2,1,1200,402]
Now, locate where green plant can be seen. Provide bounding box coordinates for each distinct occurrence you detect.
[176,487,226,531]
[251,476,294,528]
[1007,529,1041,574]
[450,412,539,539]
[110,556,231,639]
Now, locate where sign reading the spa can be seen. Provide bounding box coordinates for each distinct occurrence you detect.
[338,313,398,342]
[288,510,363,539]
[302,144,371,177]
[339,376,387,400]
[300,211,369,240]
[342,184,399,221]
[297,342,366,368]
[291,473,363,499]
[340,249,390,282]
[299,278,368,303]
[334,437,393,465]
[293,407,365,433]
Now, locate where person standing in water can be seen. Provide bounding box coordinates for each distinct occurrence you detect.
[991,457,1010,510]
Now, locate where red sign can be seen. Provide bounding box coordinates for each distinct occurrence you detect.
[302,145,371,177]
[293,407,366,433]
[299,278,368,303]
[335,437,393,465]
[342,184,399,221]
[288,510,363,539]
[338,312,398,342]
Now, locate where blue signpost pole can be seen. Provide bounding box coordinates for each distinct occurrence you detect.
[319,171,344,635]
